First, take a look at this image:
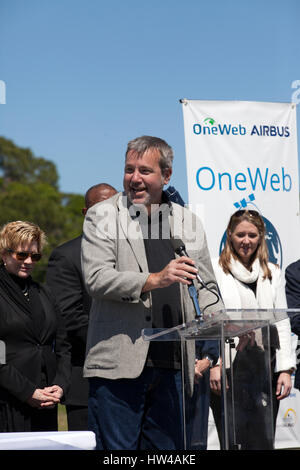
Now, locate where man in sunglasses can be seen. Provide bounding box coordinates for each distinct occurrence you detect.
[81,136,223,450]
[46,182,117,431]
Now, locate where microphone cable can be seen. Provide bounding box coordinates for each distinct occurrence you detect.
[171,237,221,315]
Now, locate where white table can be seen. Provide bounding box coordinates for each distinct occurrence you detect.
[0,431,96,450]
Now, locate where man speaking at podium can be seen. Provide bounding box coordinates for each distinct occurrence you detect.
[81,135,223,450]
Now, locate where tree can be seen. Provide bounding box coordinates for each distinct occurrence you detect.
[0,137,84,282]
[0,137,59,188]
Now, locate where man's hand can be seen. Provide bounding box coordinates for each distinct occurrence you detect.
[142,256,198,292]
[210,365,222,395]
[194,358,211,383]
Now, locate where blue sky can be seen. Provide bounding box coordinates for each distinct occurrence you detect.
[1,0,299,203]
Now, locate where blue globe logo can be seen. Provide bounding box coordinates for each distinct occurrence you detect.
[219,216,282,268]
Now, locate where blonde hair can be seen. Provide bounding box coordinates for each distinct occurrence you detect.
[0,221,46,259]
[219,210,272,280]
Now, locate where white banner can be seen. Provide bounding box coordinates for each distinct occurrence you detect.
[182,99,300,449]
[181,99,300,271]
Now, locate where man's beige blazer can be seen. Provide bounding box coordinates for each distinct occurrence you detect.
[81,192,223,391]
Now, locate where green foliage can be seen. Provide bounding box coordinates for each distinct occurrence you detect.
[0,136,85,282]
[61,193,86,239]
[0,137,59,188]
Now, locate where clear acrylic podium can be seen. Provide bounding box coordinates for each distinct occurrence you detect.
[142,309,293,450]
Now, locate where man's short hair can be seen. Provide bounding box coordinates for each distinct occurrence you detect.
[125,136,173,175]
[84,183,117,209]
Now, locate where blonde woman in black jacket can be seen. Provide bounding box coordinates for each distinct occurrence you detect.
[0,221,71,432]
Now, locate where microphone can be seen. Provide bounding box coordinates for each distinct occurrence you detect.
[171,237,203,319]
[170,237,186,256]
[171,237,221,318]
[170,238,206,287]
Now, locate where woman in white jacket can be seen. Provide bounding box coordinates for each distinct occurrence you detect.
[211,209,295,449]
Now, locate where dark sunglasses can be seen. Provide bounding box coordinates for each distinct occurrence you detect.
[7,249,42,262]
[233,209,260,217]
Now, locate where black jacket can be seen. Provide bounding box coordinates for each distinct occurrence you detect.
[0,280,71,404]
[46,235,91,406]
[285,259,300,389]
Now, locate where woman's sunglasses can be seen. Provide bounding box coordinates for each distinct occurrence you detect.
[7,249,42,262]
[233,209,259,217]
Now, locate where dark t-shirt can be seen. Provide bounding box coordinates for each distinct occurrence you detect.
[142,204,182,369]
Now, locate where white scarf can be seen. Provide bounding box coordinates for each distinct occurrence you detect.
[228,256,274,309]
[228,257,275,349]
[215,256,294,371]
